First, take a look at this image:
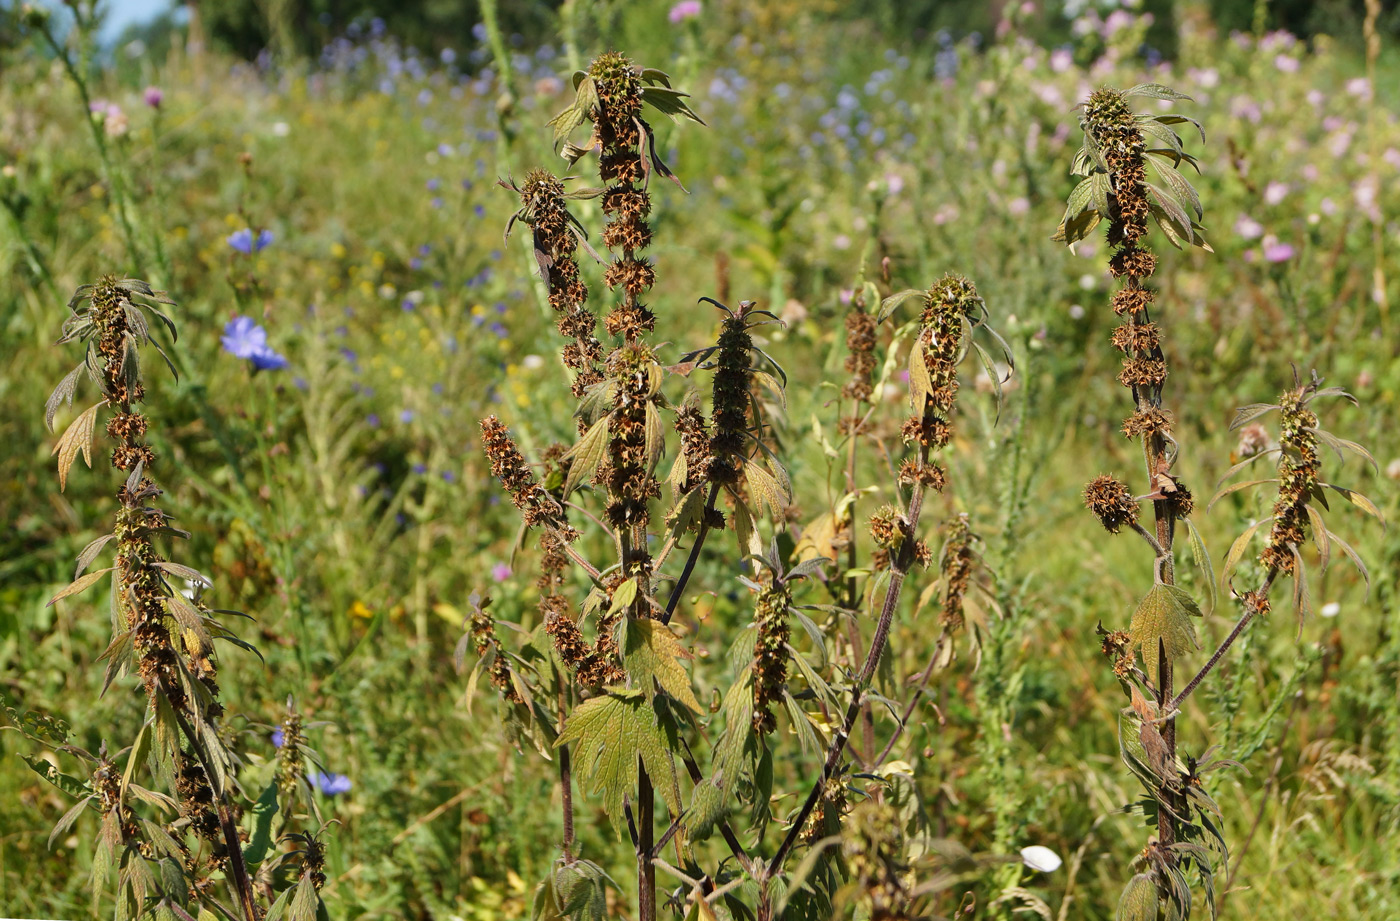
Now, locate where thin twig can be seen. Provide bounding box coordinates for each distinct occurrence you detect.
[1171,571,1277,711]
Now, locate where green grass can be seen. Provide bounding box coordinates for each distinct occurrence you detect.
[2,3,1397,918]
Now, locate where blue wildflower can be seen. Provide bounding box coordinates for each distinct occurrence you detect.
[271,728,285,748]
[228,228,274,254]
[222,316,288,371]
[399,409,415,423]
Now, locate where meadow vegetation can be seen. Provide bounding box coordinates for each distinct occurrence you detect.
[1,1,1397,919]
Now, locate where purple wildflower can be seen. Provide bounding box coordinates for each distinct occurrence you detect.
[669,0,701,22]
[491,562,512,582]
[1262,238,1295,263]
[271,728,285,748]
[144,86,163,108]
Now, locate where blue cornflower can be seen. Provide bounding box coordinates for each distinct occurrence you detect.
[228,228,274,254]
[312,772,352,795]
[222,316,288,370]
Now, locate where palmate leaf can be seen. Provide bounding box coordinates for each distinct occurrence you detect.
[555,689,683,838]
[1129,583,1202,662]
[624,619,702,713]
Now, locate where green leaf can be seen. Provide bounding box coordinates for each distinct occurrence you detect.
[554,859,613,921]
[683,780,727,842]
[1183,519,1217,614]
[607,578,638,618]
[1129,583,1201,662]
[624,619,702,713]
[1207,478,1276,512]
[555,690,682,837]
[24,754,89,798]
[562,415,610,498]
[152,561,212,586]
[242,782,279,866]
[1145,152,1203,220]
[74,534,116,582]
[1146,182,1192,241]
[744,457,789,520]
[1324,529,1370,592]
[640,86,705,124]
[289,873,319,921]
[1123,83,1193,102]
[48,795,93,850]
[1061,177,1096,223]
[877,288,924,324]
[1117,873,1159,921]
[1053,207,1103,247]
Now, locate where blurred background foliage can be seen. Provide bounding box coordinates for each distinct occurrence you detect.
[1,0,1398,918]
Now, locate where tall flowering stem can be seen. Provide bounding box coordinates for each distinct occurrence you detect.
[46,277,266,920]
[1065,84,1206,859]
[765,274,993,888]
[1059,86,1375,920]
[481,53,703,921]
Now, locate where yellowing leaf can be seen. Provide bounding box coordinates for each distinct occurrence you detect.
[53,402,102,491]
[47,567,115,607]
[625,619,702,713]
[1129,583,1201,662]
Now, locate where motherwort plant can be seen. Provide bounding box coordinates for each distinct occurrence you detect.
[25,276,325,921]
[475,50,1013,921]
[1056,84,1377,920]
